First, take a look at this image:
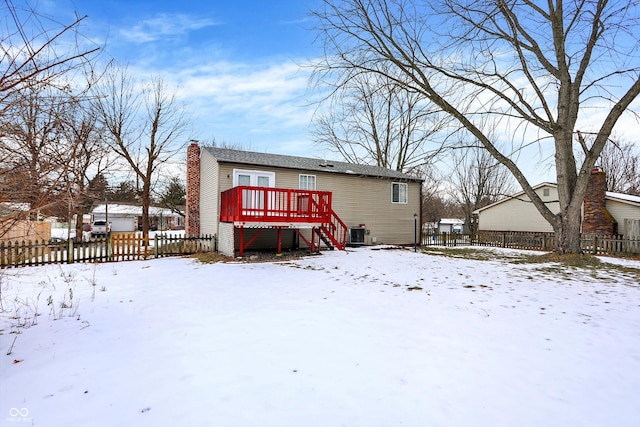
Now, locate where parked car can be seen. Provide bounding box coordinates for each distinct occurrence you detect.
[90,220,111,237]
[137,224,158,231]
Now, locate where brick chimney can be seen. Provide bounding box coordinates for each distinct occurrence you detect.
[582,168,617,236]
[185,142,200,236]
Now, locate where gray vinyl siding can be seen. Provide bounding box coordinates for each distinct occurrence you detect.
[318,174,420,245]
[199,150,220,236]
[215,162,421,248]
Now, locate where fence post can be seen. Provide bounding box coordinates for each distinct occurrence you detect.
[26,240,32,266]
[154,235,159,258]
[501,233,506,248]
[67,238,74,264]
[212,234,217,252]
[34,240,40,266]
[592,235,597,255]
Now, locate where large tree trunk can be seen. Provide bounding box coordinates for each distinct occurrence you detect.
[552,203,583,254]
[141,183,151,246]
[74,207,84,243]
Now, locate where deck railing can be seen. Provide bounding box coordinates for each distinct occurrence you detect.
[220,186,334,223]
[220,186,347,250]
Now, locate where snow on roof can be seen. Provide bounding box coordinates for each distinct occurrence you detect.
[91,204,182,217]
[440,218,464,225]
[0,202,30,212]
[606,191,640,206]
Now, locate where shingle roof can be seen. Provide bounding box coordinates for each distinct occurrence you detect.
[203,147,422,181]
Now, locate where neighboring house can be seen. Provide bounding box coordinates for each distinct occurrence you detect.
[91,203,184,232]
[185,144,423,257]
[473,169,640,238]
[422,222,439,234]
[438,218,464,233]
[0,203,51,242]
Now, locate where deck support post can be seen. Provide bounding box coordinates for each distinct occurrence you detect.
[237,226,266,258]
[276,227,282,256]
[295,229,316,254]
[311,227,316,253]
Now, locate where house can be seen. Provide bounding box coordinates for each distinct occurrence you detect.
[422,222,439,234]
[438,218,464,234]
[91,203,184,232]
[0,202,51,242]
[185,144,423,257]
[473,169,640,238]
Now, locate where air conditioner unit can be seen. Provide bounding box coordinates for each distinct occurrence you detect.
[348,226,365,245]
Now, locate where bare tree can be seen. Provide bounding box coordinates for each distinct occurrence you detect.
[313,71,444,173]
[0,83,109,243]
[93,66,189,240]
[62,99,111,241]
[0,0,99,238]
[0,0,98,116]
[448,147,516,236]
[0,83,71,214]
[157,175,186,218]
[597,138,640,196]
[312,0,640,253]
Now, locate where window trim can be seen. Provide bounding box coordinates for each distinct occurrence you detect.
[299,174,317,190]
[391,182,408,204]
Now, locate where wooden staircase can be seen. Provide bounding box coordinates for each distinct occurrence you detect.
[315,207,347,250]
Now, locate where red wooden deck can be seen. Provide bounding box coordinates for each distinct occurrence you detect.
[220,186,347,254]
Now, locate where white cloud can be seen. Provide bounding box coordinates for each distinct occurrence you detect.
[158,59,316,148]
[118,13,219,44]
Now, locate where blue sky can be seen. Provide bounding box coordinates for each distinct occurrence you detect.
[39,0,639,185]
[49,0,327,157]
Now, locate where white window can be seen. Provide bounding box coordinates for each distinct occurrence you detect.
[392,182,408,204]
[232,169,275,187]
[299,174,316,190]
[233,169,276,212]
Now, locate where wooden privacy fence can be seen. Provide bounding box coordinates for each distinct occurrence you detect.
[422,231,640,256]
[581,234,640,256]
[422,232,472,247]
[0,220,51,242]
[473,231,556,251]
[0,234,216,268]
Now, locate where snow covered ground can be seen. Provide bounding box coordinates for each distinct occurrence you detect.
[1,246,639,427]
